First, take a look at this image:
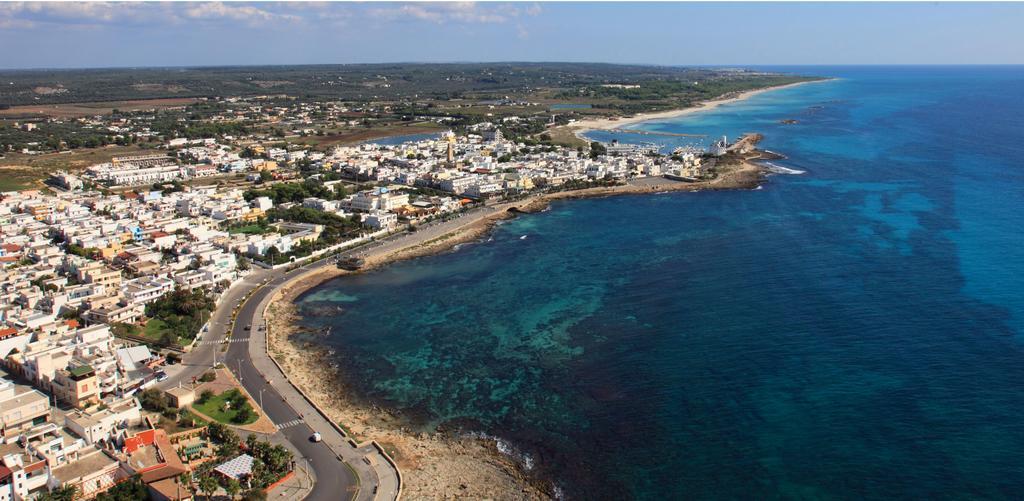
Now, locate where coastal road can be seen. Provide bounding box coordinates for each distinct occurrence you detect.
[233,265,401,501]
[157,263,381,501]
[157,203,512,500]
[158,225,441,501]
[226,275,367,501]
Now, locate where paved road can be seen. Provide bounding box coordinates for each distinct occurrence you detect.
[226,277,364,501]
[157,226,441,501]
[156,203,506,500]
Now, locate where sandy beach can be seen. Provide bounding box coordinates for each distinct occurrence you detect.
[567,79,827,139]
[261,157,769,499]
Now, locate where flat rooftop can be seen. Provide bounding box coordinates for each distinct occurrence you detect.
[50,449,118,483]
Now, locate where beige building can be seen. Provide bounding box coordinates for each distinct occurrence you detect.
[165,387,195,409]
[0,380,50,440]
[77,263,122,295]
[64,398,142,445]
[51,365,99,409]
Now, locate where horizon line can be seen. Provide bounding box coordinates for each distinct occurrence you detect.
[2,62,1024,72]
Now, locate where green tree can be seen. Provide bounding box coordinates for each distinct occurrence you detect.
[139,388,168,413]
[265,246,282,265]
[225,478,242,499]
[94,475,149,501]
[178,472,193,500]
[232,404,252,424]
[209,422,241,458]
[36,485,78,501]
[199,474,218,500]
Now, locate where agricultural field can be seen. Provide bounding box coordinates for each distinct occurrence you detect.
[0,63,816,107]
[0,98,198,119]
[0,145,162,191]
[283,121,444,149]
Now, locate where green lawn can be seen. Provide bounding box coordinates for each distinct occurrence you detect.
[142,318,169,338]
[193,389,258,426]
[141,318,194,345]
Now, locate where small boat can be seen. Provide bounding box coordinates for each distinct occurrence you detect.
[520,235,528,240]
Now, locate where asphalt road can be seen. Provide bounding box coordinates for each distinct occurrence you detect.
[226,277,359,501]
[156,204,500,500]
[156,266,357,501]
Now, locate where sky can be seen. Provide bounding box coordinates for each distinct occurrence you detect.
[1,2,1023,69]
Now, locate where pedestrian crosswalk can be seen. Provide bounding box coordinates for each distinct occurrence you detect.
[276,418,304,430]
[197,338,249,346]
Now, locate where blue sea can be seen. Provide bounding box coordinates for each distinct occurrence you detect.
[296,66,1024,499]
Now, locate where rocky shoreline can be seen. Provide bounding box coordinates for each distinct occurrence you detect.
[264,157,772,499]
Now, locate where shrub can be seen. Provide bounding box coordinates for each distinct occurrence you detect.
[232,406,252,424]
[139,388,168,413]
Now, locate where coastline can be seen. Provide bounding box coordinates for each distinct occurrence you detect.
[263,159,768,499]
[567,79,829,140]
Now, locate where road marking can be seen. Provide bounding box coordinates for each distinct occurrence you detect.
[276,418,304,430]
[198,338,250,346]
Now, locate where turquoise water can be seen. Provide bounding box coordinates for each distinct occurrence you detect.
[297,67,1024,499]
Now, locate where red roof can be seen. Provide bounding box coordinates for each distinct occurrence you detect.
[0,327,19,339]
[1,243,21,252]
[139,430,187,483]
[65,319,80,329]
[125,429,157,454]
[151,231,170,238]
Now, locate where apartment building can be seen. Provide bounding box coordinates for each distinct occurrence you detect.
[0,381,50,441]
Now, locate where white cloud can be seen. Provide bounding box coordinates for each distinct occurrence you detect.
[0,2,303,29]
[0,2,538,32]
[369,2,536,25]
[183,2,302,25]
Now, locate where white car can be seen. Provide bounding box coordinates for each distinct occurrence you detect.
[311,432,322,443]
